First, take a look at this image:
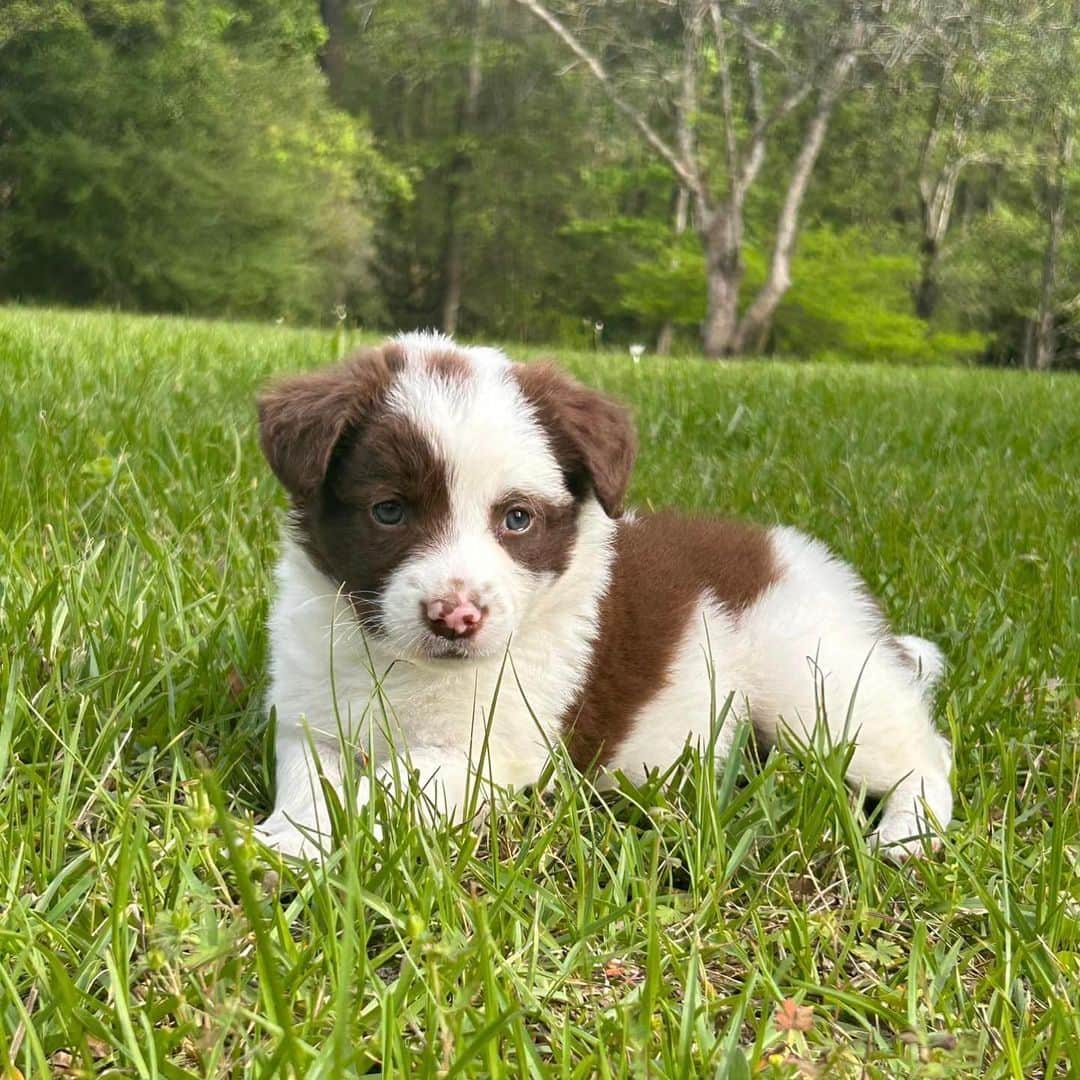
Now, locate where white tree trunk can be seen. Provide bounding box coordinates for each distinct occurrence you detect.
[731,45,858,354]
[701,205,744,357]
[514,0,870,359]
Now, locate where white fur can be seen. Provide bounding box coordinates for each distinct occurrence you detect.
[897,633,947,691]
[260,501,615,854]
[740,528,951,854]
[605,596,745,784]
[259,338,952,861]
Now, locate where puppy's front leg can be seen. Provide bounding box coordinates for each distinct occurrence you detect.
[258,741,480,860]
[257,730,346,859]
[379,747,477,824]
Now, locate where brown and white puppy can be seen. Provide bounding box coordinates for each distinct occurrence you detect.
[257,332,952,859]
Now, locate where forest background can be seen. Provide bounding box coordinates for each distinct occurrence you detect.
[1,0,1077,368]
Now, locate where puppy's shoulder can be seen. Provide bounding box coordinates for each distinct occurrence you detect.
[609,509,778,613]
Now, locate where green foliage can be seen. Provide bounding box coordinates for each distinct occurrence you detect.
[0,0,403,322]
[944,199,1080,367]
[775,228,987,364]
[614,235,707,326]
[574,222,987,363]
[346,0,617,340]
[2,307,1079,1074]
[1,1,1078,364]
[558,161,703,339]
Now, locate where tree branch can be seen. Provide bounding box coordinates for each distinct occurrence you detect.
[512,0,703,199]
[677,3,706,203]
[725,11,793,74]
[708,1,739,193]
[733,35,860,351]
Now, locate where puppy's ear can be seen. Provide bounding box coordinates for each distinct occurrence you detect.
[514,363,637,517]
[257,346,402,500]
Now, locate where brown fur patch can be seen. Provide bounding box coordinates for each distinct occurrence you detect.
[512,363,637,517]
[257,344,405,500]
[258,343,452,632]
[490,492,580,576]
[562,512,780,769]
[423,349,472,382]
[306,410,452,633]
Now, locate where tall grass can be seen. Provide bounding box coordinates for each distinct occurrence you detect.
[0,306,1077,1077]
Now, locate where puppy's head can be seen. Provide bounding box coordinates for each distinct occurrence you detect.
[258,333,636,660]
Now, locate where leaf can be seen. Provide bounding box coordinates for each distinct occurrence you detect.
[723,1045,752,1080]
[47,1051,76,1076]
[85,1035,110,1060]
[225,665,248,703]
[758,1053,821,1078]
[774,998,814,1033]
[928,1032,958,1050]
[601,959,641,984]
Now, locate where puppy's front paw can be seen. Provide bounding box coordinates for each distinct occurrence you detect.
[255,812,331,861]
[869,813,942,862]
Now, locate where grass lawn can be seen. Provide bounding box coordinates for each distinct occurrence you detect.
[1,305,1078,1078]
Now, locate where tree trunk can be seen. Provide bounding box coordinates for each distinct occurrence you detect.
[915,157,964,320]
[656,185,690,355]
[318,0,347,103]
[1032,123,1072,372]
[513,0,869,360]
[914,238,940,319]
[441,3,484,336]
[701,206,743,356]
[731,45,857,354]
[655,323,675,355]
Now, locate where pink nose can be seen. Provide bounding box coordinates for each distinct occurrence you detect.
[425,594,486,639]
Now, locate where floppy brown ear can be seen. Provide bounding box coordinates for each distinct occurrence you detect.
[257,346,401,500]
[513,363,637,517]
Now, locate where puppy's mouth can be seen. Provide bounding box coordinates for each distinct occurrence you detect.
[422,635,474,660]
[417,631,491,661]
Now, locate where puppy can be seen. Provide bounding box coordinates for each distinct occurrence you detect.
[256,333,952,860]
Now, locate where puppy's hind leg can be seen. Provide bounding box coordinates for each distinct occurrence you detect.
[844,692,953,861]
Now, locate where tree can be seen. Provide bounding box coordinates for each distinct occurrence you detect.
[1025,2,1078,370]
[0,0,400,321]
[337,0,619,340]
[441,0,487,335]
[655,185,690,354]
[1030,115,1074,370]
[513,0,914,357]
[911,12,993,319]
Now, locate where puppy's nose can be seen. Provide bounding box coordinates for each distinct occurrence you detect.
[425,593,486,639]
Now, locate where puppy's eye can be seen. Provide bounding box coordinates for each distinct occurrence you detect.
[371,499,405,526]
[504,507,532,533]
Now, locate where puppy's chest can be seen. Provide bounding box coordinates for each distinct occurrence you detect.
[381,622,593,742]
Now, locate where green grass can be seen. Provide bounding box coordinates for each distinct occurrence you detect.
[1,305,1078,1078]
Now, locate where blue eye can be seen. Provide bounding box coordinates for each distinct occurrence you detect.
[372,500,405,526]
[504,507,532,533]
